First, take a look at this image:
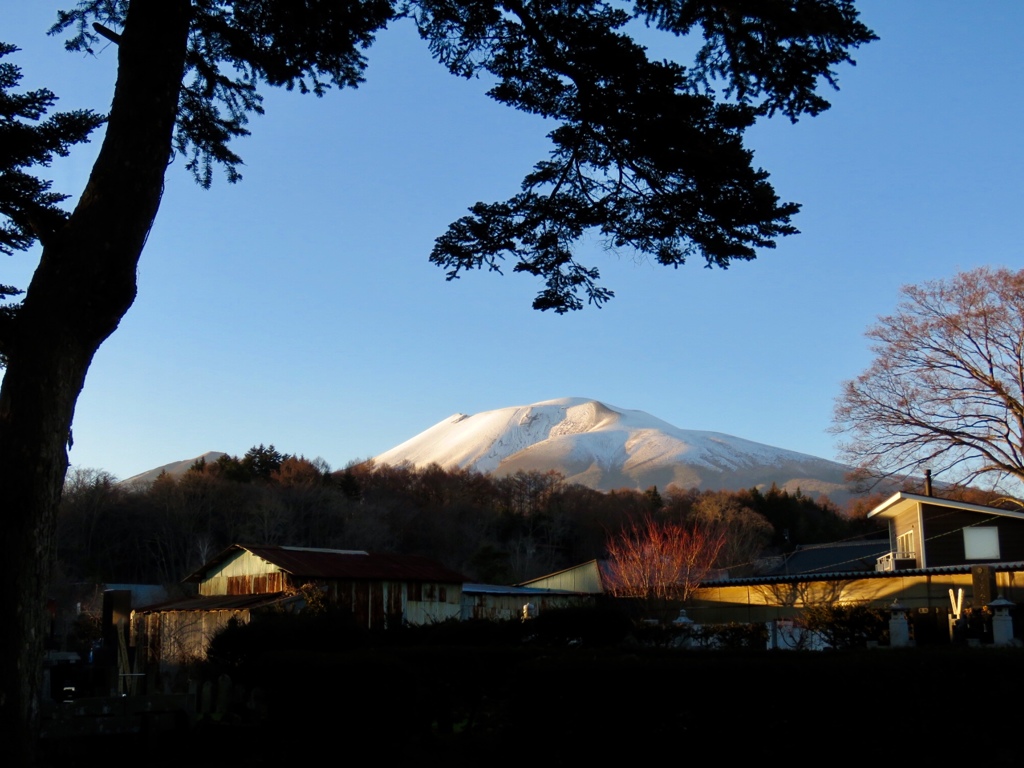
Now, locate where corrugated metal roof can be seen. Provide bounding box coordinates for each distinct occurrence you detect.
[462,583,581,596]
[700,560,1024,588]
[186,544,466,584]
[762,540,891,577]
[134,592,291,613]
[101,584,169,605]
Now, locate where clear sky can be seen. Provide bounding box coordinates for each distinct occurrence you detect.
[5,2,1023,481]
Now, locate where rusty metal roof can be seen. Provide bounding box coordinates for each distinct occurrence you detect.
[186,544,466,584]
[134,592,292,613]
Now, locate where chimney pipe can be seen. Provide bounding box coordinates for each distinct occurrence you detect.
[924,469,933,497]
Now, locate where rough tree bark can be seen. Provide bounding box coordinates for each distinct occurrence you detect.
[0,2,191,759]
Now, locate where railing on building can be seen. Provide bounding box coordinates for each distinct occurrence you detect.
[876,550,916,572]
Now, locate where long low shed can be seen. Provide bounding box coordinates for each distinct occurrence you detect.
[689,563,1024,628]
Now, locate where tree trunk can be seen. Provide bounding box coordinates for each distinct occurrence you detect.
[0,2,190,760]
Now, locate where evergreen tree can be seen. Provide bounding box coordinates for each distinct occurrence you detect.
[242,443,285,481]
[0,42,102,363]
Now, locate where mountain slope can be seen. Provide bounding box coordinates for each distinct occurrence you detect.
[373,397,854,498]
[120,451,226,486]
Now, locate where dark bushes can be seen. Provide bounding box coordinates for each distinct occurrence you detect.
[803,603,887,649]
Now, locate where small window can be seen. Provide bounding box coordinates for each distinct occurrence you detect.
[964,527,1000,560]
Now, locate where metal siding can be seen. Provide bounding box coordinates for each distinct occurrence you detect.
[201,550,283,595]
[143,613,162,666]
[219,571,286,596]
[461,592,589,621]
[353,582,370,628]
[369,581,384,629]
[221,550,277,577]
[521,561,605,593]
[147,609,250,668]
[387,582,404,625]
[406,600,462,625]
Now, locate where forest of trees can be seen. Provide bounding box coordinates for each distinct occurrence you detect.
[56,445,885,591]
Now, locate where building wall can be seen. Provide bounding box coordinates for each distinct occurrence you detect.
[199,550,283,596]
[323,579,463,628]
[891,507,921,566]
[407,595,463,625]
[134,608,250,668]
[460,592,592,621]
[520,561,605,593]
[920,505,1024,566]
[134,580,464,668]
[689,569,1024,625]
[196,551,464,625]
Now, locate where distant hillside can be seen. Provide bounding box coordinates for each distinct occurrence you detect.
[373,397,859,502]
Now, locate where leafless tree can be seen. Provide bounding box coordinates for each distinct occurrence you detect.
[604,516,726,609]
[833,267,1024,494]
[690,491,774,572]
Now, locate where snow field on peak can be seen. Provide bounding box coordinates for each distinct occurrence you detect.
[371,398,846,491]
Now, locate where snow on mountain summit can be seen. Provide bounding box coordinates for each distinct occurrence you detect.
[372,397,854,497]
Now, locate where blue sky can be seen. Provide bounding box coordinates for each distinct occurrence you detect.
[5,2,1024,481]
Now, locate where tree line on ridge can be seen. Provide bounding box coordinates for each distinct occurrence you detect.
[57,444,887,590]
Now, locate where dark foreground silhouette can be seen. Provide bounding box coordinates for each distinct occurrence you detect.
[41,637,1024,766]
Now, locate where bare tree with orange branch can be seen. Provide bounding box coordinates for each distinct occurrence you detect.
[604,517,726,613]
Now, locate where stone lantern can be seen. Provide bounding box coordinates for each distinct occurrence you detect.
[987,595,1016,647]
[888,598,911,648]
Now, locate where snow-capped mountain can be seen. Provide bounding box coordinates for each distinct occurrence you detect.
[120,451,226,486]
[373,397,855,499]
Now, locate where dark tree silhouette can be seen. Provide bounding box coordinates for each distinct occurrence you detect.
[428,1,876,311]
[0,1,874,755]
[0,42,102,363]
[0,40,103,758]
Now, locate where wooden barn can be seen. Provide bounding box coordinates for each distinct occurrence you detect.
[133,544,466,666]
